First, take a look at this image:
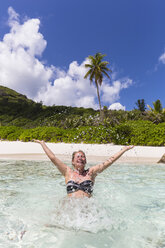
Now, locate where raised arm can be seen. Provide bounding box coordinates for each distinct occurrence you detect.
[90,145,134,175]
[33,140,69,176]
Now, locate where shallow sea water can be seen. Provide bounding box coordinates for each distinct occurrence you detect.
[0,160,165,248]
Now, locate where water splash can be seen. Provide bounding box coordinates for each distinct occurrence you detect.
[49,197,113,233]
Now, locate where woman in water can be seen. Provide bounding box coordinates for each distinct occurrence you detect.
[34,140,134,198]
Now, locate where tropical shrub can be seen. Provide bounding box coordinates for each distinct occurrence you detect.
[126,120,165,146]
[110,123,132,145]
[72,126,113,144]
[0,126,23,140]
[0,120,165,146]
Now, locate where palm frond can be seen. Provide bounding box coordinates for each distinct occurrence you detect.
[102,70,111,79]
[84,69,93,79]
[89,70,95,83]
[85,64,93,68]
[95,53,106,60]
[147,104,153,111]
[88,55,95,64]
[99,61,109,67]
[98,75,103,86]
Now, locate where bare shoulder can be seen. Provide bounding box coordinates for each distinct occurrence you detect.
[88,166,99,178]
[65,166,73,175]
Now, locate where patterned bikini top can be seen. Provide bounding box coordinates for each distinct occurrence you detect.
[66,180,94,195]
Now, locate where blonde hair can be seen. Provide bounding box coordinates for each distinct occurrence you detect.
[72,150,87,163]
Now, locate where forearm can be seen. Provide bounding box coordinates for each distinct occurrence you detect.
[40,141,55,161]
[99,148,127,171]
[34,140,67,176]
[92,146,133,174]
[108,147,128,163]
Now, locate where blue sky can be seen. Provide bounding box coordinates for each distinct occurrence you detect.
[0,0,165,110]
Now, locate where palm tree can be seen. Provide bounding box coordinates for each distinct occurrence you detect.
[147,99,165,114]
[84,53,111,115]
[153,100,163,113]
[135,99,146,112]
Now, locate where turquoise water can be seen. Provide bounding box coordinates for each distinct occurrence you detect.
[0,160,165,248]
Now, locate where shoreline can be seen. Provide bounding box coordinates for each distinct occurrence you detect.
[0,141,164,164]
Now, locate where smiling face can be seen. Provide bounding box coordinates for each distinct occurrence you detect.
[72,151,86,171]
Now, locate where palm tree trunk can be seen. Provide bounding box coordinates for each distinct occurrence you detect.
[95,81,102,116]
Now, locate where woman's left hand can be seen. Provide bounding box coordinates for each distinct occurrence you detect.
[121,145,134,151]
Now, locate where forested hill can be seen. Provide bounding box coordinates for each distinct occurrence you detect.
[0,86,26,99]
[0,85,43,117]
[0,85,97,127]
[0,85,32,102]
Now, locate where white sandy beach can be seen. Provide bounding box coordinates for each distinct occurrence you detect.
[0,141,164,164]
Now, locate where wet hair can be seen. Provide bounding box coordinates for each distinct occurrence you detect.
[72,150,87,164]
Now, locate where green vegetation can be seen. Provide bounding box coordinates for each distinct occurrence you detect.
[0,121,165,146]
[0,86,165,146]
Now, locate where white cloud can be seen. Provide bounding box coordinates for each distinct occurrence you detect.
[108,102,126,110]
[0,7,133,110]
[6,7,47,56]
[154,50,165,71]
[159,52,165,64]
[35,60,98,109]
[101,78,133,104]
[0,7,52,98]
[8,6,19,26]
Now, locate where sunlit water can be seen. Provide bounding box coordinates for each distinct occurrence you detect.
[0,160,165,248]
